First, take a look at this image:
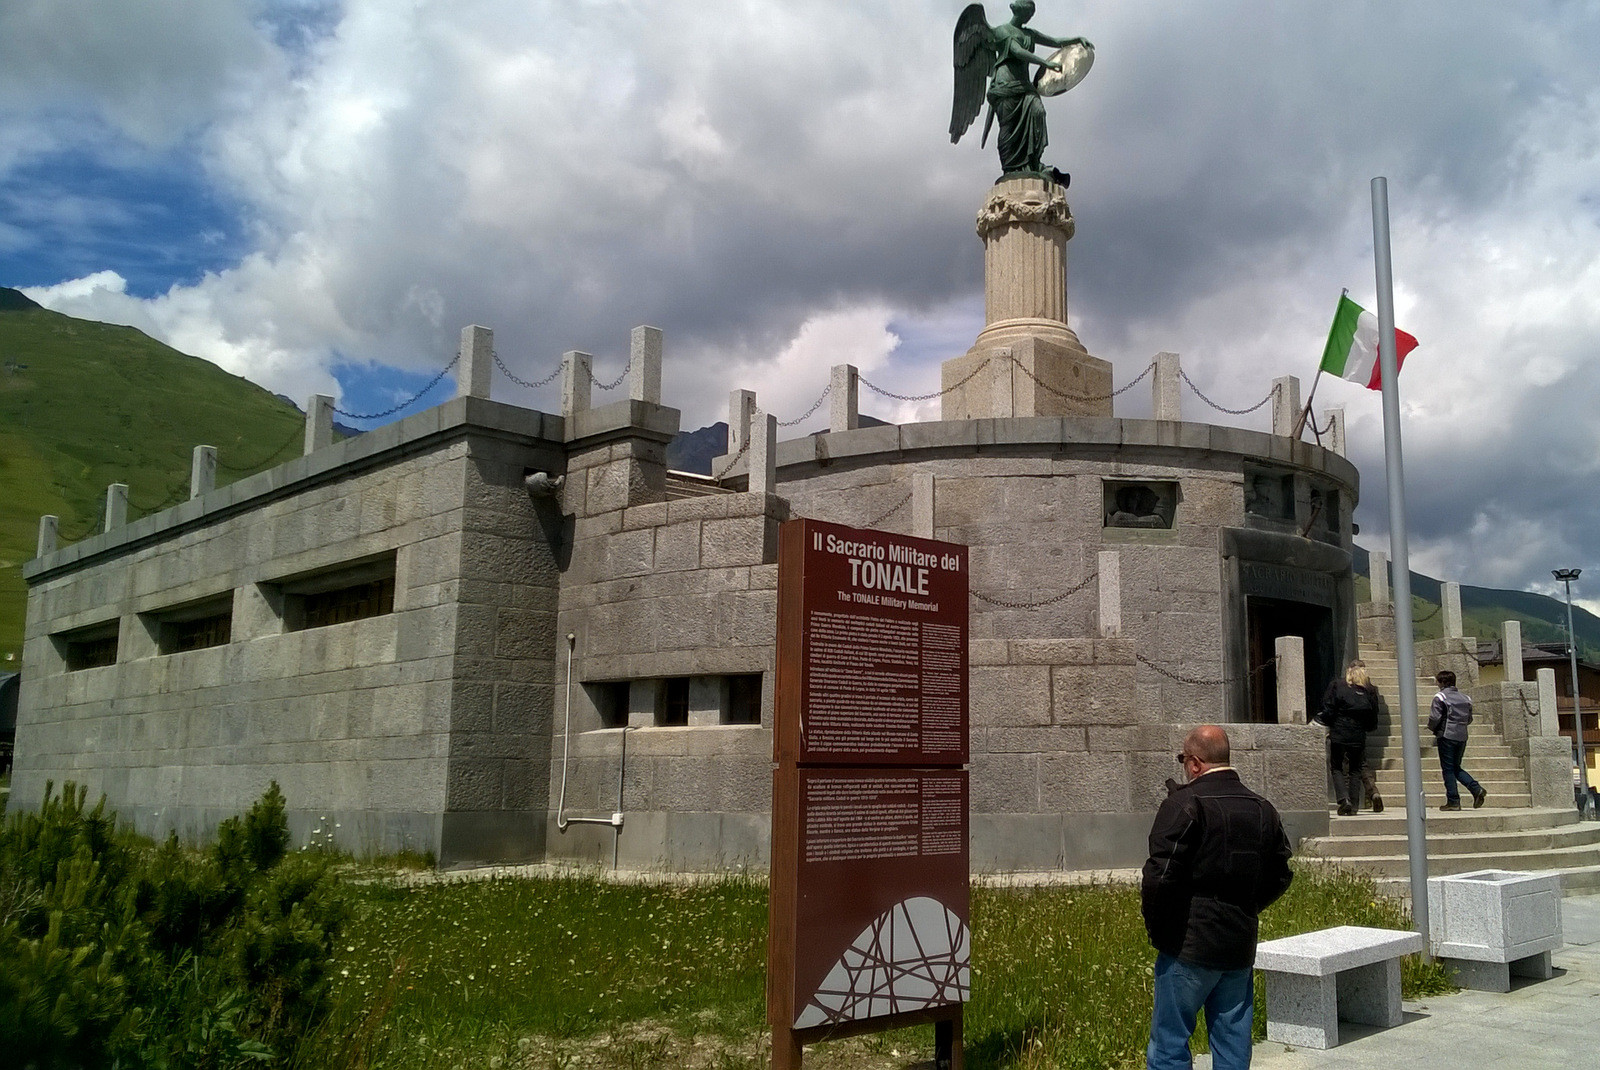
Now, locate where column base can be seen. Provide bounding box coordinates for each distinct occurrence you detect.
[940,327,1111,420]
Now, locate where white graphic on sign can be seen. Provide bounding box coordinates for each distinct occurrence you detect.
[794,896,971,1028]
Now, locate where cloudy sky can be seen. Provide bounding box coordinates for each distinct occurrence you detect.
[2,0,1597,610]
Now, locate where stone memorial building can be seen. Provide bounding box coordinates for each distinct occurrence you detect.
[14,178,1355,869]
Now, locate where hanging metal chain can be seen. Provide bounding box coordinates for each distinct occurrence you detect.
[972,570,1098,609]
[1414,602,1442,624]
[1306,409,1333,437]
[864,489,914,529]
[1179,369,1277,416]
[216,422,304,474]
[57,513,104,543]
[778,383,832,427]
[128,477,191,517]
[1135,651,1275,688]
[1010,358,1157,404]
[859,357,993,402]
[493,348,564,390]
[589,353,632,391]
[711,436,751,481]
[334,352,461,420]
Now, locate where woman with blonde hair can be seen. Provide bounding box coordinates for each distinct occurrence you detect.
[1319,659,1383,815]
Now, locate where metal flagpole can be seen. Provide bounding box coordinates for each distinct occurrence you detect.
[1371,177,1430,945]
[1292,288,1347,439]
[1291,367,1325,439]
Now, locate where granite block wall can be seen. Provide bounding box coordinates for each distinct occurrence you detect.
[16,401,565,863]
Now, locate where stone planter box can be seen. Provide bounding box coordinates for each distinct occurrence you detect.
[1426,869,1563,991]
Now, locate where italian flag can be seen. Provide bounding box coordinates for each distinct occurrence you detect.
[1320,293,1418,389]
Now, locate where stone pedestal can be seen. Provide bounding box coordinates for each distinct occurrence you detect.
[1427,870,1563,992]
[941,177,1111,420]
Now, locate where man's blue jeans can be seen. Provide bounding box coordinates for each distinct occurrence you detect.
[1148,952,1255,1070]
[1437,737,1481,804]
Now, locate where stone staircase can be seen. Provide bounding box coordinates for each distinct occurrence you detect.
[1300,646,1600,895]
[665,471,735,499]
[1361,651,1531,809]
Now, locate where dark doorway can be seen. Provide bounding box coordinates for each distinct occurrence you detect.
[1246,597,1334,723]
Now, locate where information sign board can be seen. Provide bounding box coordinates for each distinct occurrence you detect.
[775,519,969,765]
[769,518,970,1070]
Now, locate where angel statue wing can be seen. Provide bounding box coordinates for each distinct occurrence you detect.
[949,3,993,143]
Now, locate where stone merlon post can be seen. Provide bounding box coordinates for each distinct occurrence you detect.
[562,350,592,421]
[458,325,493,399]
[1537,667,1560,738]
[190,445,216,499]
[37,515,58,557]
[728,389,756,457]
[1153,352,1181,421]
[750,409,778,496]
[1370,550,1390,608]
[911,472,934,539]
[1442,581,1463,638]
[1098,550,1121,638]
[105,483,128,533]
[1271,375,1301,437]
[1326,405,1347,457]
[1503,620,1524,682]
[830,364,860,433]
[305,394,334,455]
[630,325,662,405]
[1275,634,1307,723]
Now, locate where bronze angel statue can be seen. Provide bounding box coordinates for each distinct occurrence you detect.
[950,1,1094,180]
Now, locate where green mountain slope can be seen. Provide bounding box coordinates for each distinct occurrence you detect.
[1353,546,1600,662]
[0,290,306,662]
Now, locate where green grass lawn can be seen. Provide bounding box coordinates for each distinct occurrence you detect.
[300,865,1449,1070]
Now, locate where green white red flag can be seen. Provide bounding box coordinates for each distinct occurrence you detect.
[1319,293,1418,389]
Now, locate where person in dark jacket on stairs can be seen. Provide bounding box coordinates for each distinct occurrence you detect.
[1319,659,1384,816]
[1429,669,1487,810]
[1142,724,1294,1070]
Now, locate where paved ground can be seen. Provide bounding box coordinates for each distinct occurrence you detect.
[1226,894,1600,1068]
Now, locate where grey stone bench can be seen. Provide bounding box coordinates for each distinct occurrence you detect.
[1254,925,1424,1049]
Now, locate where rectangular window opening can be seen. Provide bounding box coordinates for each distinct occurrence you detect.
[662,677,690,726]
[270,552,398,632]
[726,673,763,724]
[57,623,120,672]
[588,681,630,728]
[150,594,235,654]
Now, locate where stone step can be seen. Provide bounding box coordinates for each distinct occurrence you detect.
[1369,865,1600,899]
[1300,839,1600,879]
[1323,808,1580,835]
[664,472,735,499]
[1370,749,1520,765]
[1302,819,1600,858]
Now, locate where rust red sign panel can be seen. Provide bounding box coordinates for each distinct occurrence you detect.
[783,766,971,1029]
[775,519,969,766]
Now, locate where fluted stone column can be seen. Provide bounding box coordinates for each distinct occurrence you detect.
[942,176,1111,419]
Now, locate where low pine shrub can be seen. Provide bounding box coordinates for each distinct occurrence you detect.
[0,780,347,1069]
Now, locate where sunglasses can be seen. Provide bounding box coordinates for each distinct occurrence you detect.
[1176,753,1197,764]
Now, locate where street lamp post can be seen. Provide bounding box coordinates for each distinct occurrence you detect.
[1554,568,1588,817]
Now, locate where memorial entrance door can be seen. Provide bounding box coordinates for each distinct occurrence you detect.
[1246,596,1334,723]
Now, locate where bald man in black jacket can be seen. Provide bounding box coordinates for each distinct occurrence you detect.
[1142,724,1294,1070]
